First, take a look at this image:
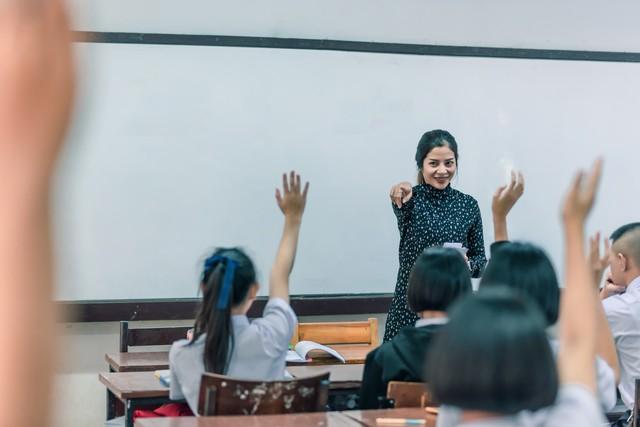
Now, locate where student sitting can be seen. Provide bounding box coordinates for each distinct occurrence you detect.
[478,170,618,411]
[601,222,640,410]
[359,247,472,409]
[478,243,618,411]
[169,172,309,414]
[428,160,607,427]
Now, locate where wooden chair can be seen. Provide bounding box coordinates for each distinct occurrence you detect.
[290,318,379,346]
[119,320,191,352]
[386,381,437,408]
[198,372,330,416]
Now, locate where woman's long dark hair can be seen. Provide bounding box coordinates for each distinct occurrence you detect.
[190,247,256,374]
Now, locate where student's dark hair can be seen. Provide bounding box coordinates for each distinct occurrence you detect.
[415,130,459,185]
[407,247,472,313]
[426,287,558,414]
[611,222,640,243]
[191,247,256,374]
[480,242,560,326]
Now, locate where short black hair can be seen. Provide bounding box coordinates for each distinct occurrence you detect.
[480,242,560,326]
[611,222,640,243]
[415,129,459,169]
[407,247,472,313]
[426,287,558,414]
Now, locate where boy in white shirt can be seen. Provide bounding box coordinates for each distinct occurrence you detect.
[601,222,640,409]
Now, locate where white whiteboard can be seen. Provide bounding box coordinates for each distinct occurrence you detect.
[53,42,640,300]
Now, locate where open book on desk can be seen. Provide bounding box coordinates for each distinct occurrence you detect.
[286,341,345,363]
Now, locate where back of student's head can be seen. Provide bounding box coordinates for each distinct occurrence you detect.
[192,247,256,374]
[480,242,560,327]
[611,222,640,267]
[407,247,472,313]
[426,287,558,414]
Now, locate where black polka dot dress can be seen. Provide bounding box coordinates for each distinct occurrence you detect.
[383,183,486,342]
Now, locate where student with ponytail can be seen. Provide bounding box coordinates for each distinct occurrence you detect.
[169,171,309,414]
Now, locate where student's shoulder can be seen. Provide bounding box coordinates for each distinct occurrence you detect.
[602,293,633,319]
[169,338,195,360]
[250,298,297,336]
[544,384,606,426]
[261,297,297,321]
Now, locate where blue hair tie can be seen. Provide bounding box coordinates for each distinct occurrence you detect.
[202,254,238,310]
[216,259,237,309]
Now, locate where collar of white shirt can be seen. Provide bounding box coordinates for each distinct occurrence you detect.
[415,317,448,328]
[626,275,640,293]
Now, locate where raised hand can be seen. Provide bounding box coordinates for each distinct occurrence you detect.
[558,158,605,393]
[390,181,413,208]
[270,171,310,302]
[588,232,610,288]
[562,159,603,225]
[0,1,75,427]
[600,272,626,299]
[0,0,75,176]
[275,171,309,219]
[492,170,525,218]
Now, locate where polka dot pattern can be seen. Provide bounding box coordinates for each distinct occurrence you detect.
[383,184,486,341]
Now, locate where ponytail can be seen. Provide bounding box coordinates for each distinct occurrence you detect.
[191,248,256,374]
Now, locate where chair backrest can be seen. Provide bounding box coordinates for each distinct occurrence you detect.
[119,320,191,352]
[386,381,437,408]
[290,318,379,346]
[198,372,330,416]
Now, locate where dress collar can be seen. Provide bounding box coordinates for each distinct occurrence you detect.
[421,183,453,199]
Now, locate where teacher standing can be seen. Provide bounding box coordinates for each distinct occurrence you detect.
[384,130,486,341]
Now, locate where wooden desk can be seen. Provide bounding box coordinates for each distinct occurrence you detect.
[106,352,170,373]
[134,408,436,427]
[100,372,169,400]
[343,407,437,427]
[135,411,353,427]
[101,365,365,427]
[100,372,176,427]
[106,344,374,372]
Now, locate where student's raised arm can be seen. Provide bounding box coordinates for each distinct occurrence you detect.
[269,171,309,303]
[491,170,524,242]
[558,159,603,393]
[0,0,75,426]
[587,233,620,383]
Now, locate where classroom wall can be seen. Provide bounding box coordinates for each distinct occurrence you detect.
[54,1,640,426]
[68,0,640,51]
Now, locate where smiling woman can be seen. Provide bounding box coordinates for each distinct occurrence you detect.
[384,130,487,341]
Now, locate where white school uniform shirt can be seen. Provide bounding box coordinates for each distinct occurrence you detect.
[169,297,297,414]
[436,384,606,427]
[546,339,617,411]
[603,275,640,409]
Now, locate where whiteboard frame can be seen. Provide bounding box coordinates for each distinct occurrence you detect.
[63,31,640,321]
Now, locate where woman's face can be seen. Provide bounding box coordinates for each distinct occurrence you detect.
[422,145,457,189]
